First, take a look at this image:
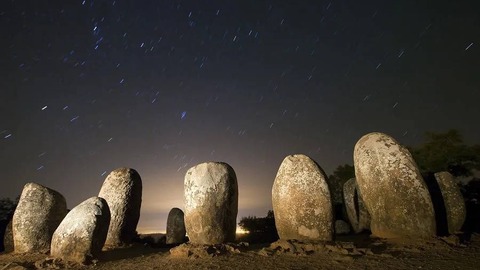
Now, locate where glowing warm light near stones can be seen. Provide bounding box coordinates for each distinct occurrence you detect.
[236,227,249,235]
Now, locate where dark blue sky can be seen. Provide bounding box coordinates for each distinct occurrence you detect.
[1,0,479,232]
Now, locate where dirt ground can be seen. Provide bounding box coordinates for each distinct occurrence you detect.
[1,233,480,270]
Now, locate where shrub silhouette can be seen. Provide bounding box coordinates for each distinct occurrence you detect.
[409,129,480,177]
[238,210,278,243]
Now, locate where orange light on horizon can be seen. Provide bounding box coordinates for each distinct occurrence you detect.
[137,226,250,235]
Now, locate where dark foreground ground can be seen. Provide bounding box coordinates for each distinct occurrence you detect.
[1,233,480,270]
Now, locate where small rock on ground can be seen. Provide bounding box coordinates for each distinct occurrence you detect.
[169,242,249,258]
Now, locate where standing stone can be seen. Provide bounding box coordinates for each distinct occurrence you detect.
[343,178,370,233]
[51,197,110,264]
[184,162,238,245]
[13,182,67,253]
[166,208,186,245]
[3,220,13,252]
[354,132,436,238]
[434,172,466,234]
[98,168,142,248]
[272,154,333,241]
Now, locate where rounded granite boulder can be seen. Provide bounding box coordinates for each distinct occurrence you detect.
[51,197,110,264]
[184,162,238,245]
[353,132,436,238]
[166,207,186,245]
[98,168,142,248]
[272,154,333,241]
[13,182,67,253]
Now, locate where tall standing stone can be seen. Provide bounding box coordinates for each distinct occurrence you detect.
[434,171,466,234]
[166,208,186,245]
[98,168,142,247]
[272,154,334,241]
[354,132,436,238]
[51,197,110,264]
[184,162,238,245]
[13,182,67,253]
[343,178,370,233]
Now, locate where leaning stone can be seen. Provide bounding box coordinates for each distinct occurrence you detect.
[13,182,67,253]
[434,172,466,234]
[343,178,370,233]
[272,154,334,241]
[353,132,436,238]
[50,197,110,264]
[184,162,238,245]
[98,168,142,248]
[335,220,351,235]
[166,208,186,245]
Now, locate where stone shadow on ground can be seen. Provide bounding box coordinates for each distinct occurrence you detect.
[98,244,166,262]
[335,232,388,254]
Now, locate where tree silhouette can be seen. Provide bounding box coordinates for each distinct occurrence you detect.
[327,164,355,220]
[0,197,17,221]
[238,210,278,243]
[409,129,480,177]
[408,129,480,236]
[328,164,355,203]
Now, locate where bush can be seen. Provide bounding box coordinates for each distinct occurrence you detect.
[238,210,278,243]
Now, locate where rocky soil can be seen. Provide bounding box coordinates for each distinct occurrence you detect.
[1,233,480,270]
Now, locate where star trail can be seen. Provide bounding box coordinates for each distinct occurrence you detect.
[1,0,479,232]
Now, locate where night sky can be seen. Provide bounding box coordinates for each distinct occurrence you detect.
[1,0,479,232]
